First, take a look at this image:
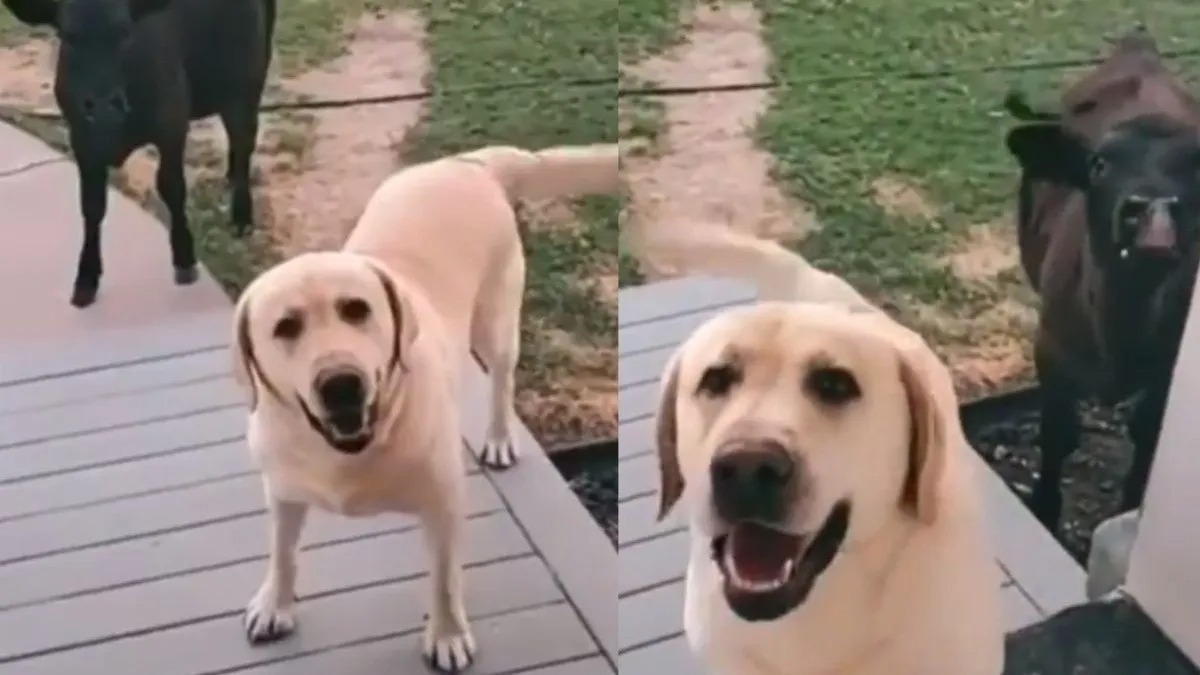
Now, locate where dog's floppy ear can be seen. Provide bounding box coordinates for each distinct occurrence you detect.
[895,342,951,525]
[362,257,419,375]
[230,290,260,410]
[656,352,685,521]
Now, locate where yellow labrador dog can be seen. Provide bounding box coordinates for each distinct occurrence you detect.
[231,144,618,672]
[638,226,1004,675]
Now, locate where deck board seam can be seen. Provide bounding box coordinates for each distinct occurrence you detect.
[620,575,684,600]
[0,508,513,612]
[0,469,257,524]
[619,297,754,331]
[0,435,245,487]
[0,441,482,493]
[619,527,686,551]
[493,651,608,675]
[0,403,242,451]
[0,551,542,664]
[0,343,227,388]
[0,372,232,416]
[477,466,617,671]
[193,598,573,675]
[619,630,684,655]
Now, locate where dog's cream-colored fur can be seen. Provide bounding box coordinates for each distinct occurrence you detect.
[230,144,618,672]
[636,224,1004,675]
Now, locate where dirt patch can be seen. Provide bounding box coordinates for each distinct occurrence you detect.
[85,12,429,254]
[870,175,937,220]
[620,2,813,279]
[912,296,1037,400]
[262,12,429,255]
[945,220,1020,282]
[0,37,54,110]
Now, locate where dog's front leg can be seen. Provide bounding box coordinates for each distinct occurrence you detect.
[420,499,476,672]
[245,496,308,644]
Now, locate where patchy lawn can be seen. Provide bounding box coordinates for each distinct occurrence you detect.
[399,0,617,448]
[618,0,1200,398]
[756,1,1200,396]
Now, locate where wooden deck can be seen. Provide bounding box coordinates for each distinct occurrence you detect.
[616,276,1087,673]
[0,122,613,674]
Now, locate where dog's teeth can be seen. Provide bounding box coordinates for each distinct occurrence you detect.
[780,558,795,582]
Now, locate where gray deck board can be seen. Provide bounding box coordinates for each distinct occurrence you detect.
[0,319,614,673]
[616,277,1086,674]
[0,309,231,385]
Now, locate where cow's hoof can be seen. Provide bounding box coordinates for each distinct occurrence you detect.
[70,285,98,308]
[174,266,199,285]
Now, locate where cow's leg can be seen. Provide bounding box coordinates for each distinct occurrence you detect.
[71,159,108,308]
[1030,340,1080,534]
[155,131,197,285]
[219,98,259,236]
[1124,382,1170,512]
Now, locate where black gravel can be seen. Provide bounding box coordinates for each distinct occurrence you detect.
[964,390,1135,563]
[1004,596,1199,674]
[549,441,617,546]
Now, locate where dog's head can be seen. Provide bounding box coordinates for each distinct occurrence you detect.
[231,251,419,455]
[654,302,952,622]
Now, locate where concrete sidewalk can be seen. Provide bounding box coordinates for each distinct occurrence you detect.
[0,122,228,347]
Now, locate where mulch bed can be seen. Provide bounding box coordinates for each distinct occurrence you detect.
[964,390,1135,562]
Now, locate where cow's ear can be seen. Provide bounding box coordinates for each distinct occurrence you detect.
[2,0,60,27]
[129,0,171,21]
[1005,122,1091,190]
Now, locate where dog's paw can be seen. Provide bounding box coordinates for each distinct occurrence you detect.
[244,591,296,645]
[422,621,476,673]
[480,437,518,470]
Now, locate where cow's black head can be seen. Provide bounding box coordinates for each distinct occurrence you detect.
[1007,113,1200,270]
[2,0,171,160]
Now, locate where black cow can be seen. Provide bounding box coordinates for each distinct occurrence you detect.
[1,0,276,307]
[1003,27,1200,534]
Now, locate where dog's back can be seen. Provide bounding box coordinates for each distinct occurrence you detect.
[343,144,619,343]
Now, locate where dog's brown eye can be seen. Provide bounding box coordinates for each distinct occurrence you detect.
[697,364,740,397]
[338,298,371,324]
[806,366,860,405]
[273,315,303,340]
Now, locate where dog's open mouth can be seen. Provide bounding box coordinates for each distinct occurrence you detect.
[711,500,851,622]
[298,397,376,455]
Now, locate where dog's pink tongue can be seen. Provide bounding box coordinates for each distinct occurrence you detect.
[729,523,801,583]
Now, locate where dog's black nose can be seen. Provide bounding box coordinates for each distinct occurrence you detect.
[710,440,797,523]
[317,371,366,411]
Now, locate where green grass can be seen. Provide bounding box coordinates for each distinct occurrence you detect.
[754,0,1200,341]
[618,0,689,64]
[402,0,617,445]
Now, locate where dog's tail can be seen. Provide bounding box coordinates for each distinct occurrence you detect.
[454,144,620,202]
[627,222,878,311]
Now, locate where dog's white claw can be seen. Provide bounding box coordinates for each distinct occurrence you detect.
[423,623,477,673]
[244,589,296,645]
[480,437,519,469]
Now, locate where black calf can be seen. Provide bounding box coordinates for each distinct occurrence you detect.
[1,0,276,307]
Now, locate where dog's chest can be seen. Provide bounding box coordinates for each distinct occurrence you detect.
[274,469,420,517]
[250,431,425,516]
